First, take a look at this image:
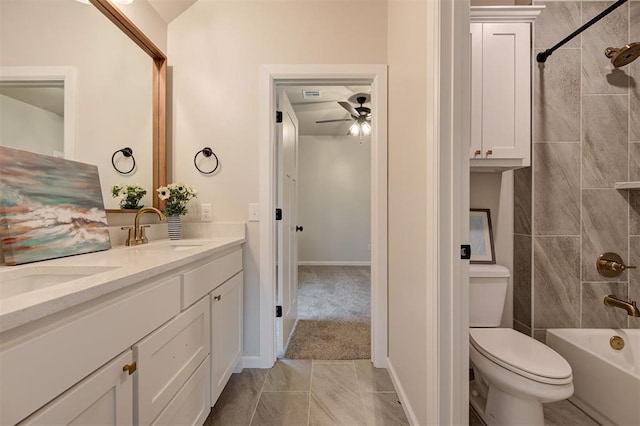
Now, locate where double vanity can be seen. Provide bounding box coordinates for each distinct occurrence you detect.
[0,232,245,425]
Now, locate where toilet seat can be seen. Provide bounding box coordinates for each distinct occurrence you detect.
[470,328,572,385]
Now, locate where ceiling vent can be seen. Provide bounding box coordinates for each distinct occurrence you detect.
[302,90,321,100]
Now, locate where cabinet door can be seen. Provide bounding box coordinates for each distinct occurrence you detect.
[20,351,134,425]
[470,22,484,159]
[134,296,210,425]
[481,23,530,160]
[211,272,243,405]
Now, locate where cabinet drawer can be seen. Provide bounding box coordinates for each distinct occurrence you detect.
[151,356,211,426]
[134,296,210,425]
[0,276,180,426]
[19,351,134,425]
[181,248,242,309]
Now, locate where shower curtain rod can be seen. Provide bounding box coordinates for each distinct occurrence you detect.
[536,0,628,64]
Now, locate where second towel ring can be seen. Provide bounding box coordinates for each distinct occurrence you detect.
[111,147,136,174]
[194,147,219,174]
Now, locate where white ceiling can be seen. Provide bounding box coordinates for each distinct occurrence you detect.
[0,84,64,116]
[147,0,196,24]
[284,85,372,136]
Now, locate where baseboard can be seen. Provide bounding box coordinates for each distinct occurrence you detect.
[241,355,273,369]
[298,261,371,266]
[387,357,419,425]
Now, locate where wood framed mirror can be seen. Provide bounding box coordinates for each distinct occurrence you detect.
[91,0,167,211]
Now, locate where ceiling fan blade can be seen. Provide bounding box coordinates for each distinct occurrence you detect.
[338,101,360,117]
[315,118,353,124]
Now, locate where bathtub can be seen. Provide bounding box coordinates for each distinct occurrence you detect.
[546,328,640,426]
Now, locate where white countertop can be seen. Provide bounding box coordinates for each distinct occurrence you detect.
[0,235,245,333]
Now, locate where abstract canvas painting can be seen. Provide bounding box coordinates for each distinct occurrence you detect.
[0,146,111,265]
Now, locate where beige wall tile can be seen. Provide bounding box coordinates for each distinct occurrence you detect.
[582,189,629,282]
[582,95,628,187]
[534,143,581,234]
[582,282,628,328]
[514,167,532,235]
[533,236,581,328]
[582,1,629,94]
[514,234,532,327]
[534,49,581,142]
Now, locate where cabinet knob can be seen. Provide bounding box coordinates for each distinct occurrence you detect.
[214,295,222,301]
[474,150,481,156]
[486,149,493,156]
[122,361,137,375]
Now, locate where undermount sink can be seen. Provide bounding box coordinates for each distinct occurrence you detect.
[0,265,119,299]
[135,240,217,252]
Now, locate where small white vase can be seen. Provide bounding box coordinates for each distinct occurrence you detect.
[167,215,182,240]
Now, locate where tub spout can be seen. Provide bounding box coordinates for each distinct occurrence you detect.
[603,295,640,317]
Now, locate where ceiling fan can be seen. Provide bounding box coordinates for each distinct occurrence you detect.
[315,96,372,137]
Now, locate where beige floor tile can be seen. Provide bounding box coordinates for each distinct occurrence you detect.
[205,369,268,426]
[309,363,366,425]
[263,359,312,392]
[354,360,395,393]
[361,393,408,426]
[251,391,310,426]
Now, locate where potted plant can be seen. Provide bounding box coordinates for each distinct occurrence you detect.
[156,183,198,239]
[111,183,147,209]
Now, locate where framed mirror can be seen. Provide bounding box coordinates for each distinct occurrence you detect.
[0,0,166,210]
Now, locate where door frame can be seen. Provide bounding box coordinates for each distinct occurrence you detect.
[257,64,388,368]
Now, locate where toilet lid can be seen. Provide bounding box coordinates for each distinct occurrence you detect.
[470,328,572,384]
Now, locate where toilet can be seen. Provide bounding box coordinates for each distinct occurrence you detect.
[469,264,574,426]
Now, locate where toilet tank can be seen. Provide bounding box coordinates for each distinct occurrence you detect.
[469,264,510,327]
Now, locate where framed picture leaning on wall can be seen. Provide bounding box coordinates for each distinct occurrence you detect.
[469,208,496,264]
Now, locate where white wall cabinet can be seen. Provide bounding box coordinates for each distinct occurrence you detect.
[211,272,243,405]
[470,7,542,171]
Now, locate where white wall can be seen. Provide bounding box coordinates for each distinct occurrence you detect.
[470,171,514,327]
[298,135,371,265]
[387,0,430,423]
[0,0,155,209]
[168,0,387,358]
[0,95,63,157]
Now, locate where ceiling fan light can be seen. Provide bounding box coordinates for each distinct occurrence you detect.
[349,122,360,136]
[361,121,371,136]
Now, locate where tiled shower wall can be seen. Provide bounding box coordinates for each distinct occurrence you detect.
[514,0,640,339]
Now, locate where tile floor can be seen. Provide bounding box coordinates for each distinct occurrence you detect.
[204,359,409,426]
[469,398,599,426]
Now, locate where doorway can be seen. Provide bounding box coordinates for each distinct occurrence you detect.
[258,64,388,368]
[276,84,373,360]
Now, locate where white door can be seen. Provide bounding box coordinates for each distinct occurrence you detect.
[276,89,299,355]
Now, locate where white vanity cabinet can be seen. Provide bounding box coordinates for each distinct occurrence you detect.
[470,7,542,171]
[134,296,211,425]
[19,350,134,425]
[0,240,245,426]
[180,247,244,407]
[211,272,243,405]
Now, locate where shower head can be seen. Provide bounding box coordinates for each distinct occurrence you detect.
[604,42,640,67]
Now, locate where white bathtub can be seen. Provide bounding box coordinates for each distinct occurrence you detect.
[547,328,640,426]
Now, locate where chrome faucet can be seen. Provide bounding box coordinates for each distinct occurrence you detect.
[122,207,164,246]
[603,295,640,317]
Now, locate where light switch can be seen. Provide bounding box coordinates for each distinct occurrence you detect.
[201,203,212,222]
[248,203,260,222]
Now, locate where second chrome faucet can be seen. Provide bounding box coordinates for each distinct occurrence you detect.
[122,207,164,246]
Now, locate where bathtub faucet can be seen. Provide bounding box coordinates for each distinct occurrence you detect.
[603,295,640,317]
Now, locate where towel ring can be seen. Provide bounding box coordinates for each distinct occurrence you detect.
[194,147,219,175]
[111,147,136,174]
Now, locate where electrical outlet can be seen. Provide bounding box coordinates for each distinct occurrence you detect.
[248,203,260,222]
[201,203,212,222]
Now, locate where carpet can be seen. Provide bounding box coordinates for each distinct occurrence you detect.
[283,265,371,360]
